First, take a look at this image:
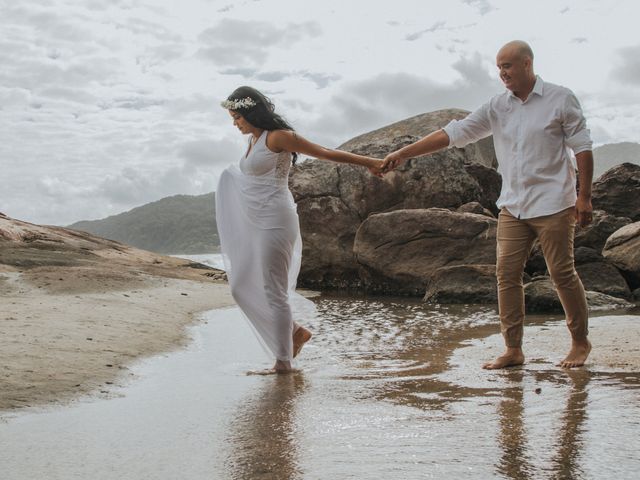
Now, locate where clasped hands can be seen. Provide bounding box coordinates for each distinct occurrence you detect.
[367,152,405,177]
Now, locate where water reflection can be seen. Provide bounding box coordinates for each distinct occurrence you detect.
[549,370,589,480]
[225,373,307,480]
[495,370,535,480]
[495,370,590,480]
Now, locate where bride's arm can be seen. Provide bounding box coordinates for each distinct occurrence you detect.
[268,130,382,173]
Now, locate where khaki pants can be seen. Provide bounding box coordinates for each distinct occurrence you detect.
[496,207,589,347]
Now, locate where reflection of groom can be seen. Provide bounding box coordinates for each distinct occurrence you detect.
[382,40,594,369]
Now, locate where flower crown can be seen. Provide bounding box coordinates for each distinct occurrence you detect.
[220,97,257,110]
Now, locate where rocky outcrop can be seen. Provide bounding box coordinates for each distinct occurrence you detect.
[423,264,499,304]
[456,202,495,217]
[592,163,640,221]
[524,277,633,313]
[576,261,631,299]
[290,110,638,307]
[290,110,499,290]
[353,208,497,295]
[338,109,497,169]
[574,210,632,252]
[602,222,640,289]
[0,215,226,282]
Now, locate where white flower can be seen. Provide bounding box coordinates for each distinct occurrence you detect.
[220,97,257,110]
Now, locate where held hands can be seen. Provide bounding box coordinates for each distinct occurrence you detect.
[366,158,385,177]
[381,152,405,174]
[364,151,406,177]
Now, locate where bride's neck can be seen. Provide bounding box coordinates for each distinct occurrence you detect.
[249,128,264,142]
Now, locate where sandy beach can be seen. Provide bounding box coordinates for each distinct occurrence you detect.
[0,265,234,411]
[0,215,236,411]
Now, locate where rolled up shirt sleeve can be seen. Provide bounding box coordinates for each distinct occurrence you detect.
[443,101,492,148]
[562,92,592,154]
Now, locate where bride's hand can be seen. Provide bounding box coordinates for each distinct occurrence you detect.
[367,159,385,177]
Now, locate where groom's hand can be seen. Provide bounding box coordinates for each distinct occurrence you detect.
[382,152,403,173]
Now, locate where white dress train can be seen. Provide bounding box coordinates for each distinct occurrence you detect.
[215,131,314,363]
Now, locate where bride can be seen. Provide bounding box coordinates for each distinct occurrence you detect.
[216,86,382,373]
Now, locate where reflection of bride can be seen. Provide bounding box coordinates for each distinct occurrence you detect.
[225,375,307,479]
[216,86,382,373]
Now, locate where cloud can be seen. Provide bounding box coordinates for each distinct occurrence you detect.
[178,138,241,167]
[570,37,588,44]
[611,45,640,86]
[197,19,322,67]
[461,0,496,15]
[220,67,340,89]
[303,52,501,146]
[406,22,447,41]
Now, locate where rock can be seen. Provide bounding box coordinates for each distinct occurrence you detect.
[574,247,604,265]
[585,291,635,311]
[524,277,633,313]
[574,210,632,252]
[456,202,495,217]
[632,288,640,302]
[354,208,497,295]
[524,278,563,313]
[525,242,547,277]
[290,109,502,291]
[339,109,497,169]
[592,163,640,221]
[462,164,502,215]
[602,222,640,289]
[576,261,631,299]
[423,264,497,304]
[296,196,362,289]
[0,215,225,283]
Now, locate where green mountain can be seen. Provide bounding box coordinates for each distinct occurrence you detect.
[593,142,640,179]
[69,193,219,254]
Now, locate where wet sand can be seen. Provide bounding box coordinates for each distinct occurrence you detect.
[2,298,639,479]
[0,267,233,410]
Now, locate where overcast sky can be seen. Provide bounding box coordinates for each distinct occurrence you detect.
[2,0,639,225]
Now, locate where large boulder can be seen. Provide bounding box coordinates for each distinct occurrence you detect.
[602,222,640,289]
[290,110,500,291]
[423,264,498,304]
[296,196,362,289]
[456,201,495,217]
[575,261,631,299]
[574,210,632,252]
[592,163,640,221]
[463,163,502,216]
[524,277,633,313]
[354,208,497,295]
[339,109,497,169]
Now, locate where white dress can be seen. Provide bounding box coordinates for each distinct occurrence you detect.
[215,131,313,363]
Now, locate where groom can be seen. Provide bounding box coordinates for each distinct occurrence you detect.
[382,40,594,369]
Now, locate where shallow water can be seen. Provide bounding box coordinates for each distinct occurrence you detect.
[1,294,639,480]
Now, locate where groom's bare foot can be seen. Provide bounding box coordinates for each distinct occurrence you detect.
[293,326,312,358]
[557,339,591,368]
[482,347,525,369]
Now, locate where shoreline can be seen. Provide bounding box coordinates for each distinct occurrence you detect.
[2,262,638,412]
[0,268,234,411]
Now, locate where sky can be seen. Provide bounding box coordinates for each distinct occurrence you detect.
[2,0,639,226]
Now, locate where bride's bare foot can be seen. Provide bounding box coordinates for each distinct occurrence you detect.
[482,347,525,370]
[557,338,591,368]
[293,326,312,358]
[274,359,295,374]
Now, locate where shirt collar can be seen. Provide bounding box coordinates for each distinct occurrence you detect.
[531,75,544,96]
[507,75,543,102]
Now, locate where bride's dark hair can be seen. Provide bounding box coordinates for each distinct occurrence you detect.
[224,86,298,163]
